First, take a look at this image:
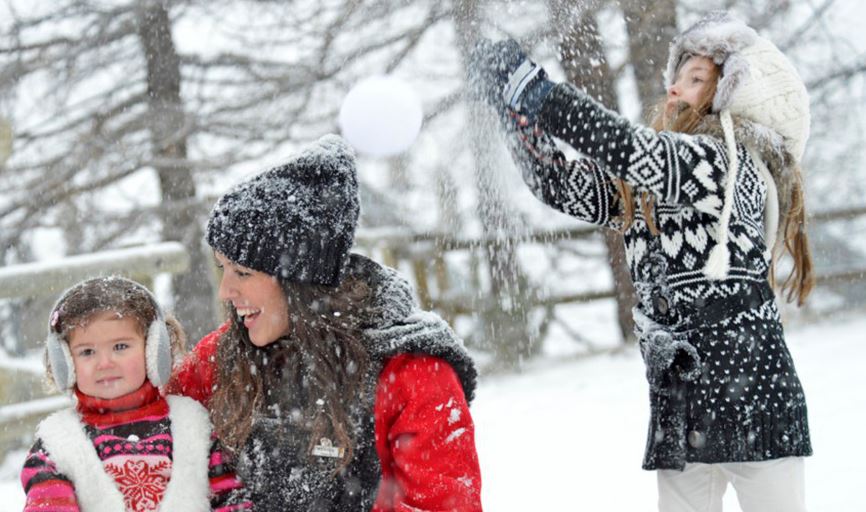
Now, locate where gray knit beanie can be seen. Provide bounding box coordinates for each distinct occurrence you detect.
[206,134,360,287]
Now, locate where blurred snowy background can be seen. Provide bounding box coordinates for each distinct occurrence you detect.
[1,0,865,509]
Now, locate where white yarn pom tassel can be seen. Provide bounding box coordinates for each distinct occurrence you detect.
[703,109,739,280]
[704,243,731,280]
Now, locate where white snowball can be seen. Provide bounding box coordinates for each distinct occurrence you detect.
[338,75,423,157]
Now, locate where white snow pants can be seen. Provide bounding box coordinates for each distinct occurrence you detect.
[656,457,806,512]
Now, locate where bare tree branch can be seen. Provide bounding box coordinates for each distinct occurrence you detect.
[806,54,866,90]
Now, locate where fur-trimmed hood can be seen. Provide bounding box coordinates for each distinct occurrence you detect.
[664,12,808,277]
[665,11,810,164]
[664,11,758,114]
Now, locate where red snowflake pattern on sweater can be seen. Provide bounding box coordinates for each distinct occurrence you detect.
[104,458,171,511]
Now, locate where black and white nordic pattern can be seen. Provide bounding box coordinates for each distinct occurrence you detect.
[505,82,811,470]
[507,125,622,227]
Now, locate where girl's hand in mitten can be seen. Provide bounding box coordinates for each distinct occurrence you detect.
[467,38,554,121]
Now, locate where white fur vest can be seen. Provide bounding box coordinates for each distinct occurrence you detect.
[36,395,212,511]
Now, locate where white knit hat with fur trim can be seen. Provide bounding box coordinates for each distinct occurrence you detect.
[664,11,810,279]
[664,11,810,163]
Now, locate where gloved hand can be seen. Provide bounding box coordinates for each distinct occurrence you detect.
[467,38,554,121]
[237,417,294,479]
[633,308,702,395]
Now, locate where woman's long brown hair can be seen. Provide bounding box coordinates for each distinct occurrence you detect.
[208,275,371,472]
[617,58,813,304]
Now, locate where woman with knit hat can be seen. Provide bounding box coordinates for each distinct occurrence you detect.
[470,11,812,512]
[167,134,482,511]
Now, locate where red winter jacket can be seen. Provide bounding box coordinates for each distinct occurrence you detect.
[167,325,482,511]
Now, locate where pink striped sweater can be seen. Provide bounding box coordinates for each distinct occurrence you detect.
[20,382,250,511]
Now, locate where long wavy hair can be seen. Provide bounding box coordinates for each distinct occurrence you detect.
[616,59,813,305]
[208,275,371,471]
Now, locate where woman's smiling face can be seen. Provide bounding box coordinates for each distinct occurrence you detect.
[215,251,291,347]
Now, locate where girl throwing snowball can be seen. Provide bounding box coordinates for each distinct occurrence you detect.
[471,11,813,512]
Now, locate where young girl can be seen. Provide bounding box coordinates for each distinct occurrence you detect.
[21,276,250,511]
[167,134,482,511]
[471,12,812,512]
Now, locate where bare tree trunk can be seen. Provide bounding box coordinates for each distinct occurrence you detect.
[454,0,535,368]
[618,0,680,342]
[621,0,678,112]
[0,116,11,167]
[0,243,25,356]
[136,0,215,345]
[548,0,637,343]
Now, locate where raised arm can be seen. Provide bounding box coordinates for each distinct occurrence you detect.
[537,83,730,217]
[504,115,622,228]
[469,38,731,218]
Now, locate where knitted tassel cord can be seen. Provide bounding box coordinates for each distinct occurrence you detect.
[703,109,739,280]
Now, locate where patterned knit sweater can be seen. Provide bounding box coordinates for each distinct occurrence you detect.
[504,82,812,470]
[21,382,250,511]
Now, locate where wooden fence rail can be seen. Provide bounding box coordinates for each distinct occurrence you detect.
[356,205,866,345]
[0,242,189,300]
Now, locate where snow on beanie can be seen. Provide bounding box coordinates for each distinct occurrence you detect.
[206,134,360,287]
[663,11,810,279]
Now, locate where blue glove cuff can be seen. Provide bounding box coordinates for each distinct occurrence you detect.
[521,78,554,118]
[502,59,554,119]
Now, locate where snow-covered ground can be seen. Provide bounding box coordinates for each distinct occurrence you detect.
[2,312,864,510]
[473,312,866,511]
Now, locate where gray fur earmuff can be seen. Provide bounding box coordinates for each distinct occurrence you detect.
[46,276,173,393]
[145,307,172,388]
[46,329,75,391]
